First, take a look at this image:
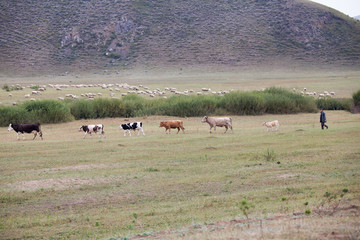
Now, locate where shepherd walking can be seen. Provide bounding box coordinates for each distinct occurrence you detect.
[320,108,328,130]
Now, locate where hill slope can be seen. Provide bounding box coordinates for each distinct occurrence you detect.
[0,0,359,75]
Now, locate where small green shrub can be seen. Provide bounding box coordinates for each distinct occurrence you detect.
[305,209,311,215]
[238,199,254,225]
[30,85,40,90]
[2,84,10,92]
[2,84,23,92]
[264,148,276,162]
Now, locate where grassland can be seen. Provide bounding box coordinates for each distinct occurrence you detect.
[1,111,359,239]
[1,70,360,107]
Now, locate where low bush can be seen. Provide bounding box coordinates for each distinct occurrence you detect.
[0,107,29,126]
[0,100,73,126]
[220,91,266,115]
[353,89,360,106]
[140,95,220,117]
[316,98,353,111]
[2,84,23,92]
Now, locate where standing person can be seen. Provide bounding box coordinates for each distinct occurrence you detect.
[320,108,328,130]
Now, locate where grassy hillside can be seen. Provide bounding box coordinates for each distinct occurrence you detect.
[0,0,359,75]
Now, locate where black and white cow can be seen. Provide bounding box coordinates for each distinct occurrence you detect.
[119,122,145,136]
[79,124,105,139]
[8,123,43,140]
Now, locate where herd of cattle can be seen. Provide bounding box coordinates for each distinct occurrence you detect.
[7,117,280,140]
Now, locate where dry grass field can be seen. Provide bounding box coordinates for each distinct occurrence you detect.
[1,110,359,239]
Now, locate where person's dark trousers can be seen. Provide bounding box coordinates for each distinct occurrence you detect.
[321,122,328,129]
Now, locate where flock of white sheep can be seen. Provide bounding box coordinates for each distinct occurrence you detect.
[4,83,336,106]
[294,87,335,98]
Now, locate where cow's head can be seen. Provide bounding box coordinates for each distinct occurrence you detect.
[201,116,208,123]
[79,126,87,132]
[159,122,164,127]
[8,124,13,131]
[262,122,266,126]
[119,124,128,130]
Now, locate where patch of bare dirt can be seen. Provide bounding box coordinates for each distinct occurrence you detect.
[127,205,360,240]
[8,176,122,191]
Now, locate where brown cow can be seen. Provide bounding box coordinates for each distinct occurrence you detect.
[159,120,185,134]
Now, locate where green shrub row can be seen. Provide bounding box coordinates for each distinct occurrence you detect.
[316,98,353,111]
[0,100,74,126]
[138,88,318,117]
[1,88,356,126]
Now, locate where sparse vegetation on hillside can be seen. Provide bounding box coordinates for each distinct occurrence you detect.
[0,0,359,74]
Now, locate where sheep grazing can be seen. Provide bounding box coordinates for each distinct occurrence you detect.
[262,120,280,132]
[24,94,30,98]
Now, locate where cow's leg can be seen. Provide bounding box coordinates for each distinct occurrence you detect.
[224,125,228,133]
[39,131,43,140]
[32,131,37,140]
[214,126,216,133]
[230,124,234,133]
[22,133,25,140]
[177,127,180,134]
[128,130,131,137]
[209,126,212,133]
[83,132,87,139]
[17,132,20,140]
[181,127,185,134]
[140,127,145,136]
[123,130,127,136]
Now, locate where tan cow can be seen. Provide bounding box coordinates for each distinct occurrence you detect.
[262,120,280,132]
[159,120,185,134]
[201,116,233,133]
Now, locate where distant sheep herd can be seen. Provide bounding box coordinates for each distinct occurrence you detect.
[2,83,336,106]
[7,116,280,140]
